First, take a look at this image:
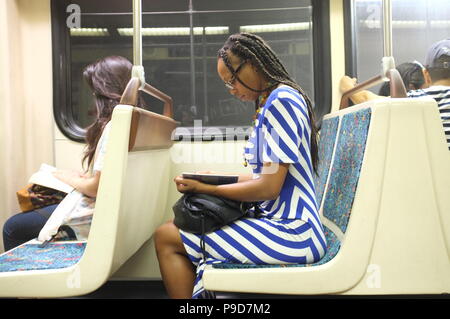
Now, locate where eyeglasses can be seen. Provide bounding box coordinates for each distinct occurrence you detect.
[224,60,247,90]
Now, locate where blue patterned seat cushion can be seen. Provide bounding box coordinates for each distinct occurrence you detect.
[0,242,86,272]
[322,108,371,233]
[212,225,340,269]
[314,116,339,208]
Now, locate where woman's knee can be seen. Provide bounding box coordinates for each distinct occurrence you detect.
[3,214,21,238]
[3,214,26,251]
[3,210,47,239]
[154,221,184,254]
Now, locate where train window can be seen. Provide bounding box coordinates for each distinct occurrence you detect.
[51,0,331,142]
[346,0,450,93]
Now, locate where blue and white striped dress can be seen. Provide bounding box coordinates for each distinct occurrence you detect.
[180,85,327,298]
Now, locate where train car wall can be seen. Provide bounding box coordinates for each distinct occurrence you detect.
[0,0,54,253]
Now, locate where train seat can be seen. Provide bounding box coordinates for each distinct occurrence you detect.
[0,241,86,273]
[213,114,345,270]
[0,104,176,297]
[203,97,450,295]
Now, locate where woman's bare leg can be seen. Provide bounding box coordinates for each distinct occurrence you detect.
[154,221,195,298]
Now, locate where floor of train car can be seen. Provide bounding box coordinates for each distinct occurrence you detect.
[72,280,290,299]
[75,280,169,299]
[73,280,450,299]
[72,280,332,299]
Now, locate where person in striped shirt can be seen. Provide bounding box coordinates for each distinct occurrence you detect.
[154,33,327,299]
[340,38,450,150]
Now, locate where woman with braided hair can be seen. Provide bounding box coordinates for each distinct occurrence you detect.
[154,33,326,298]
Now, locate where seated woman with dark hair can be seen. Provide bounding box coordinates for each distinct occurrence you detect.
[2,55,136,251]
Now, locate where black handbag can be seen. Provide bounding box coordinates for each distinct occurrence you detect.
[173,193,255,235]
[173,193,258,259]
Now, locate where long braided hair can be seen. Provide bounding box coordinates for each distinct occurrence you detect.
[218,33,319,173]
[82,55,133,170]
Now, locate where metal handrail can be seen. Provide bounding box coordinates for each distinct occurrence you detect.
[340,0,407,110]
[340,69,407,110]
[120,0,174,119]
[120,77,174,119]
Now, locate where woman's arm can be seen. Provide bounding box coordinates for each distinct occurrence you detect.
[237,173,253,183]
[340,75,381,105]
[52,170,101,198]
[174,163,289,202]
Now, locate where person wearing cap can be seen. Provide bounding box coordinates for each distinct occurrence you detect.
[339,38,450,150]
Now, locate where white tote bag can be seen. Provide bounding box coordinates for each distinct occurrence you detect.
[38,190,93,242]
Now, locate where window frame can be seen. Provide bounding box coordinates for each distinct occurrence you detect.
[311,0,331,128]
[343,0,358,77]
[52,0,85,142]
[51,0,332,142]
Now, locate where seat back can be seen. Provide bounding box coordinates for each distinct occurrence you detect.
[322,108,371,234]
[314,116,339,210]
[303,107,372,265]
[313,108,372,265]
[79,105,177,278]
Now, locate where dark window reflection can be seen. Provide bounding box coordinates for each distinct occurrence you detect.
[67,0,314,129]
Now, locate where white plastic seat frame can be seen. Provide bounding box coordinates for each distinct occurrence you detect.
[0,101,177,298]
[203,98,450,295]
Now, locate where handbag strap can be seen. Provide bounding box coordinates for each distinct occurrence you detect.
[186,194,263,261]
[199,212,208,260]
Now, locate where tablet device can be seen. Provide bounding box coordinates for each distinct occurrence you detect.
[182,173,239,185]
